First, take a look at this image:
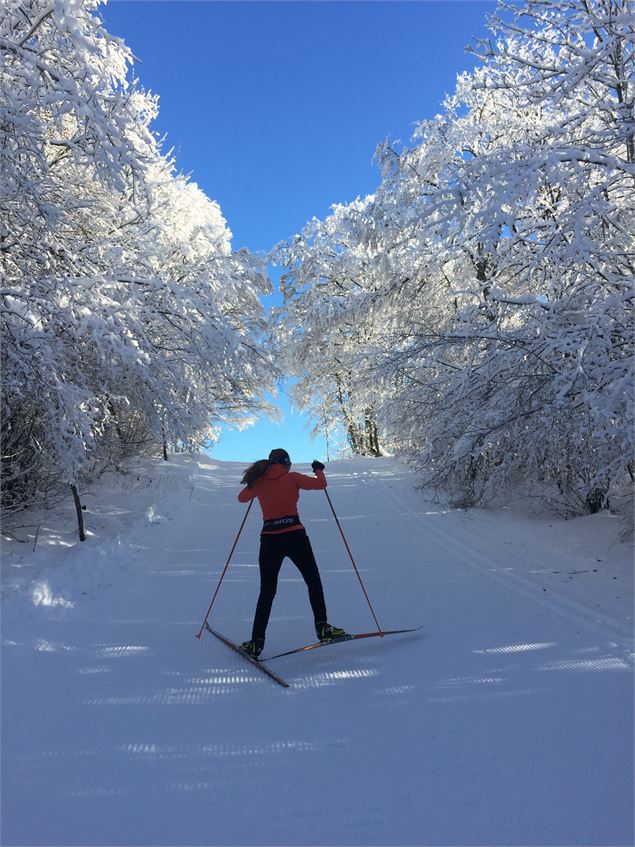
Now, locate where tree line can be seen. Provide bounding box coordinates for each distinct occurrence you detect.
[1,0,276,521]
[273,0,634,515]
[1,0,633,527]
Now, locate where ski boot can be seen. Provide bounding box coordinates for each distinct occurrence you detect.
[239,638,264,659]
[315,622,348,642]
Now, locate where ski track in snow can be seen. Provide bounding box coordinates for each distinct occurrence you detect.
[373,473,633,647]
[2,455,633,846]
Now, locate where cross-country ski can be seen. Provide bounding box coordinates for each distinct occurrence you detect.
[263,626,424,662]
[204,623,290,688]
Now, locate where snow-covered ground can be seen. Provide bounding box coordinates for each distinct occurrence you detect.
[2,454,633,846]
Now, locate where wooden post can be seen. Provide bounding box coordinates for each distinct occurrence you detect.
[162,424,168,461]
[70,484,86,542]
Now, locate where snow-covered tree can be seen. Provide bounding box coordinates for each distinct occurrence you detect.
[1,0,275,514]
[273,196,384,457]
[275,0,634,514]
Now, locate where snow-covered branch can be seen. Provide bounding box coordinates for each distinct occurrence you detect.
[273,0,634,514]
[1,0,275,513]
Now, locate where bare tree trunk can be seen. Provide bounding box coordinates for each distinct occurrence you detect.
[364,409,381,456]
[611,32,635,164]
[162,425,168,461]
[70,484,86,542]
[335,373,361,453]
[107,399,124,441]
[586,486,608,515]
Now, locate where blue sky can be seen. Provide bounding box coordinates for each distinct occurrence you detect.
[103,0,495,463]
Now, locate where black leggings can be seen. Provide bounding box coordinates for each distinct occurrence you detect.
[252,530,327,641]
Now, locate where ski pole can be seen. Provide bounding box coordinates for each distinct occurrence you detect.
[196,499,253,639]
[323,489,383,634]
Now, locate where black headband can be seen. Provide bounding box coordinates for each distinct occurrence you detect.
[270,455,291,467]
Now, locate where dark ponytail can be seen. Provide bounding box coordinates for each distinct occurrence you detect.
[241,448,291,488]
[241,459,271,488]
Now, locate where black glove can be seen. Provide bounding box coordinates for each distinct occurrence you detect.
[311,460,325,472]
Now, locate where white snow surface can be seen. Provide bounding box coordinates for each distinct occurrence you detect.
[2,454,633,846]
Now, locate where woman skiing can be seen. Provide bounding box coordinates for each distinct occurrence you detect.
[237,448,346,658]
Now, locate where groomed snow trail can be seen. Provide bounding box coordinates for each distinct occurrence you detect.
[2,456,633,846]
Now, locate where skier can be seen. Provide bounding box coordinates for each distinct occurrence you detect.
[237,448,346,658]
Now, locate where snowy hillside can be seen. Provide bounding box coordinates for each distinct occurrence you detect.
[2,454,633,845]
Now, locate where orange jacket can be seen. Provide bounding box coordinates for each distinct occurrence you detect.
[238,464,327,534]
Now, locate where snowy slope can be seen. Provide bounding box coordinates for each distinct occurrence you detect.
[2,454,633,846]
